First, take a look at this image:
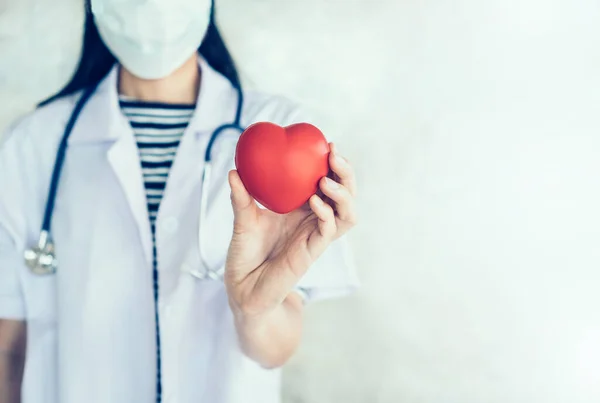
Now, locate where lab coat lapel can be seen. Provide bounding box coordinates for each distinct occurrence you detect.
[69,65,153,267]
[107,135,153,267]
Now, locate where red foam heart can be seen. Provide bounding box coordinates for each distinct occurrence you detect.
[235,122,330,214]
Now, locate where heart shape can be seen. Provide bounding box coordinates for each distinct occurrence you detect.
[235,122,330,214]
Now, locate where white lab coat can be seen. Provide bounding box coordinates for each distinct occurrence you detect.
[0,57,359,403]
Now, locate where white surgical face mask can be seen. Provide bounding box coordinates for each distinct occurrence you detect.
[90,0,212,80]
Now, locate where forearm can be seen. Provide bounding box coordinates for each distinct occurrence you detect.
[0,351,25,403]
[231,293,304,369]
[0,320,26,403]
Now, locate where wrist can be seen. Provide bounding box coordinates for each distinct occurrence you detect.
[229,294,304,368]
[229,295,278,332]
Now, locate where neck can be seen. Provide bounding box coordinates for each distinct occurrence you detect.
[118,54,200,104]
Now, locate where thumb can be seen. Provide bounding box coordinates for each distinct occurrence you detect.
[229,170,258,231]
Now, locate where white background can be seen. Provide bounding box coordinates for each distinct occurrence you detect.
[2,0,600,402]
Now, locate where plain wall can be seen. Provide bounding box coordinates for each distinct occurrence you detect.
[2,0,600,402]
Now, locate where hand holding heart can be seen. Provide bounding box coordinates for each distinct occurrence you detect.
[224,123,357,318]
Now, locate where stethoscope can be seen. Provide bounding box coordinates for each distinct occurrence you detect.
[24,78,245,280]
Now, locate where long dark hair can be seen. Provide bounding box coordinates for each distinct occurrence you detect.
[40,0,240,107]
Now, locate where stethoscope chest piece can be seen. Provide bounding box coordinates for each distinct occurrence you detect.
[24,230,58,275]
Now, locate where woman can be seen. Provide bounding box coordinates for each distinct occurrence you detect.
[0,1,358,402]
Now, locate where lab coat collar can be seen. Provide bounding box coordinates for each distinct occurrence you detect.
[65,55,239,267]
[68,55,238,145]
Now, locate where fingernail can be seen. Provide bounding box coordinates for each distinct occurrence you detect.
[326,177,340,189]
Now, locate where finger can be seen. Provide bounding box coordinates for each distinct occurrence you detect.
[329,143,357,197]
[228,170,259,232]
[307,194,336,256]
[319,176,357,229]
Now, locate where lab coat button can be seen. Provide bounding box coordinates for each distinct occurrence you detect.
[162,217,179,233]
[159,301,173,318]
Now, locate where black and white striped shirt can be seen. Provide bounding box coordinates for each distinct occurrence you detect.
[119,97,195,226]
[119,96,195,403]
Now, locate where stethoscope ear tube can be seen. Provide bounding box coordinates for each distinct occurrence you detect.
[203,86,243,162]
[26,83,244,278]
[191,86,244,280]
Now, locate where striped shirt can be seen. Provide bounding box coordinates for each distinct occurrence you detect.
[119,96,195,403]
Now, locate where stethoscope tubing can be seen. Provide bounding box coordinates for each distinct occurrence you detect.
[28,80,244,277]
[41,83,100,233]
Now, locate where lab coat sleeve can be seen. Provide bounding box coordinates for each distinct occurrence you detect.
[0,128,27,320]
[262,97,361,302]
[0,224,26,319]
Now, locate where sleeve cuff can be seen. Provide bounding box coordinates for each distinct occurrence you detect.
[299,284,360,303]
[0,296,26,320]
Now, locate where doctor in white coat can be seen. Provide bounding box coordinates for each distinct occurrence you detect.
[0,0,359,403]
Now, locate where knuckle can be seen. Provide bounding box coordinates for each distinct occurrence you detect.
[325,221,337,238]
[325,203,336,218]
[336,191,353,207]
[342,187,353,199]
[341,160,354,176]
[232,222,250,236]
[339,209,358,227]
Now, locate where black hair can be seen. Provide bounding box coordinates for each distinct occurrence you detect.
[40,0,240,107]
